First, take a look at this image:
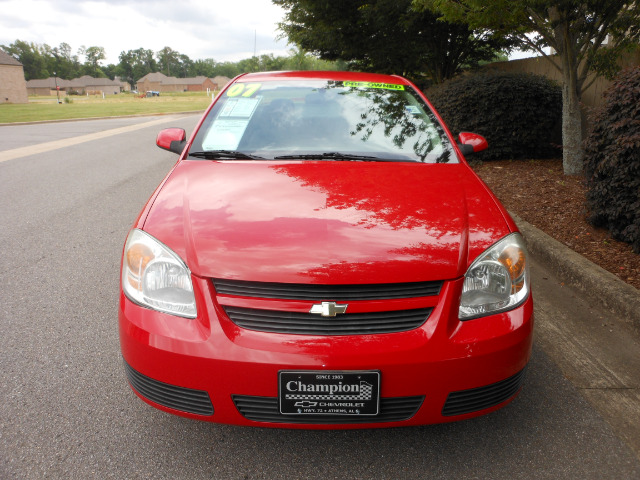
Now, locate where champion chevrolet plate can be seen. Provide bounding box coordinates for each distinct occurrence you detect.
[279,371,380,415]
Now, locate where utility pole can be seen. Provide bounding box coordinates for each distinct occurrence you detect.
[53,72,61,104]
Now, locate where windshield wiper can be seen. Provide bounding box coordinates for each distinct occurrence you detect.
[273,152,383,161]
[189,150,265,160]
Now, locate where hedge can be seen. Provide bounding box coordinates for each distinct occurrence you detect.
[584,66,640,253]
[427,71,562,160]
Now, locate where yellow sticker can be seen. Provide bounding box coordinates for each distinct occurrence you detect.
[226,83,262,97]
[343,81,405,91]
[241,83,262,97]
[226,84,245,97]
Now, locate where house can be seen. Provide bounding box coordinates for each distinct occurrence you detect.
[68,75,123,95]
[25,77,70,96]
[211,76,231,90]
[135,72,168,92]
[136,72,229,93]
[173,76,217,92]
[114,77,131,92]
[0,49,28,104]
[26,75,124,96]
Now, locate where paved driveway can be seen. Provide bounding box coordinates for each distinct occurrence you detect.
[0,115,638,479]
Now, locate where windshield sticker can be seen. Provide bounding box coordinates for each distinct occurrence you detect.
[219,97,261,118]
[202,119,250,151]
[343,81,405,91]
[226,83,262,98]
[405,105,420,115]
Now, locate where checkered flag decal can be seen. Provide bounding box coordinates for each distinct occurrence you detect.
[286,381,373,401]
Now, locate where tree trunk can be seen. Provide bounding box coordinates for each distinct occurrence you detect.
[556,14,585,176]
[561,70,584,175]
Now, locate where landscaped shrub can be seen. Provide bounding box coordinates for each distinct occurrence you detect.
[427,71,562,160]
[584,66,640,253]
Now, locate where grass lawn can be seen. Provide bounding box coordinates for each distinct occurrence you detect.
[0,92,214,124]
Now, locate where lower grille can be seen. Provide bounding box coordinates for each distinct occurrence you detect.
[233,395,424,424]
[124,361,214,416]
[224,306,432,335]
[442,367,527,416]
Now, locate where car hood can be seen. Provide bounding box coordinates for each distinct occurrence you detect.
[142,160,512,284]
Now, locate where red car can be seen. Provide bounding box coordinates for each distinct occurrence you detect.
[120,71,533,429]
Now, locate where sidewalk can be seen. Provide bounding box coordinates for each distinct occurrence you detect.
[515,213,640,459]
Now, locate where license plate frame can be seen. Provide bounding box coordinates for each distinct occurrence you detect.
[278,370,380,416]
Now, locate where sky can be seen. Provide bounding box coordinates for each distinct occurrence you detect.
[0,0,291,64]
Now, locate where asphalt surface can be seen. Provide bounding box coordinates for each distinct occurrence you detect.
[1,115,638,479]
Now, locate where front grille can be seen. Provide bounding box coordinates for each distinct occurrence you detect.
[124,361,214,416]
[223,306,432,335]
[442,367,527,416]
[233,395,424,424]
[213,279,442,300]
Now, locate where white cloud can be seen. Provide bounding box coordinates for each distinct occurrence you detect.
[0,0,290,63]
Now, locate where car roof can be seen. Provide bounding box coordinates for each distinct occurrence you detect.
[235,70,410,85]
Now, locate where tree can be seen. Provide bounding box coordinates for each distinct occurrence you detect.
[117,48,158,88]
[102,63,119,80]
[80,45,107,77]
[212,61,242,78]
[191,58,218,77]
[283,47,339,70]
[1,40,49,79]
[273,0,510,84]
[2,38,341,85]
[177,54,193,78]
[45,42,81,79]
[156,46,182,76]
[286,46,309,70]
[419,0,640,174]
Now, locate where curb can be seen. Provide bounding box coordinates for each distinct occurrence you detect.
[512,212,640,335]
[0,110,204,127]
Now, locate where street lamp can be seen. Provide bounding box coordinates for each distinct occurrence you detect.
[53,72,61,104]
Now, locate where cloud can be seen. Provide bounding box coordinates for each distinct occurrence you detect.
[0,0,289,63]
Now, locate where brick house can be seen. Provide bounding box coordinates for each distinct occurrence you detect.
[211,76,231,90]
[69,75,123,95]
[26,75,124,96]
[25,77,68,96]
[136,72,229,93]
[0,49,28,104]
[135,72,167,92]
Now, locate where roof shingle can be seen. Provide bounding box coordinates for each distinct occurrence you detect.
[0,49,23,67]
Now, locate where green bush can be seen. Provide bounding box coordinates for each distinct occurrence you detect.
[584,66,640,253]
[427,71,562,160]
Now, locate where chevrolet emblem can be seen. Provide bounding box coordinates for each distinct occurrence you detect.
[309,302,348,317]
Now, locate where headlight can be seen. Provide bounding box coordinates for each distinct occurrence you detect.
[122,229,197,318]
[459,233,529,320]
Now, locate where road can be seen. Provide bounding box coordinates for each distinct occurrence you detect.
[1,115,638,479]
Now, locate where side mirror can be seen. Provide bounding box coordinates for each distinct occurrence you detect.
[156,128,187,155]
[457,132,488,156]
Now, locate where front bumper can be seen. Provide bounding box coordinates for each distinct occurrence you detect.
[119,276,533,429]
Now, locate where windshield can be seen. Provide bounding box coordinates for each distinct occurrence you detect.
[190,79,456,163]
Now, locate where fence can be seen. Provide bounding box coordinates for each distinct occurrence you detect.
[482,48,640,109]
